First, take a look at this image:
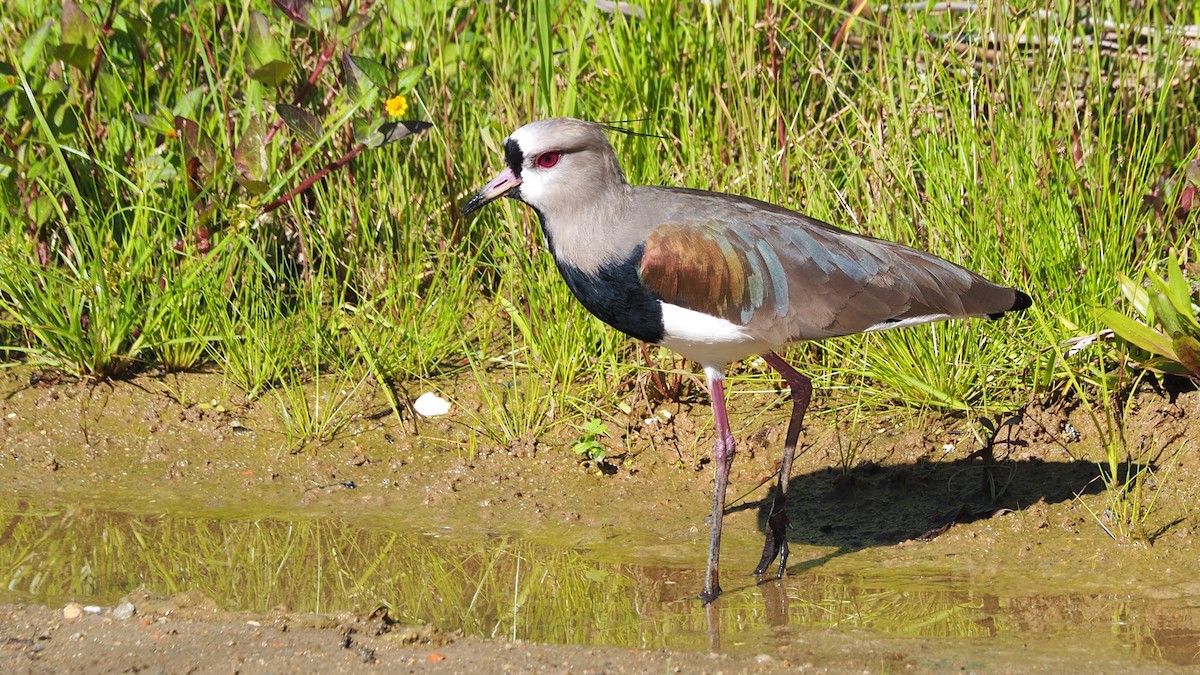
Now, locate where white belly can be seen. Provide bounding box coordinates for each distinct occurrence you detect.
[657,302,774,368]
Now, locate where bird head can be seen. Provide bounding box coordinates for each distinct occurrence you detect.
[462,118,628,218]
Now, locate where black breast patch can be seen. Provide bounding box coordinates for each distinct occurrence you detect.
[553,246,665,344]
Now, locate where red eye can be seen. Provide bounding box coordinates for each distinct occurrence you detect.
[534,151,561,169]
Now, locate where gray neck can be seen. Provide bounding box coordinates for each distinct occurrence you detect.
[537,182,644,275]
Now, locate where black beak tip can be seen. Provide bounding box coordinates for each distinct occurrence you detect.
[461,192,488,216]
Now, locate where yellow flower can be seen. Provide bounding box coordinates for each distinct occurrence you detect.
[385,95,408,119]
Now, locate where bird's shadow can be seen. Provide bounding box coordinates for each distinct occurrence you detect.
[733,453,1123,569]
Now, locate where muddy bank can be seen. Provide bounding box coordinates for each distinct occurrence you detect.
[4,593,1189,674]
[1,367,1198,671]
[0,595,775,674]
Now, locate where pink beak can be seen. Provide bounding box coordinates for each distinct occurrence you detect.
[462,166,523,215]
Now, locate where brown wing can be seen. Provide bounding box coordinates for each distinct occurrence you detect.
[638,215,1022,344]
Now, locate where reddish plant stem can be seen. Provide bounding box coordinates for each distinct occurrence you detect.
[260,142,366,213]
[833,0,871,50]
[83,0,119,110]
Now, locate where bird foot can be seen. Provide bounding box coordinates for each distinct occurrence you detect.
[698,583,723,605]
[752,510,790,578]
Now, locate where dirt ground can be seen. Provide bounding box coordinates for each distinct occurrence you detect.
[0,598,776,674]
[1,366,1198,672]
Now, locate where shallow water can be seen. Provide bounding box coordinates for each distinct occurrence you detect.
[2,497,1196,666]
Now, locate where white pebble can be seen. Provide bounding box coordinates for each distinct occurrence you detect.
[644,408,673,425]
[413,392,451,417]
[113,601,136,620]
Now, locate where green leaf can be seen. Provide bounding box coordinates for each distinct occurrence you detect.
[1163,252,1200,334]
[341,52,381,107]
[341,52,365,101]
[1141,356,1191,376]
[59,0,96,46]
[252,60,292,88]
[1117,273,1151,320]
[172,86,207,119]
[394,64,424,92]
[55,0,97,71]
[24,156,50,183]
[19,20,54,71]
[234,114,269,195]
[131,112,173,135]
[246,11,292,87]
[53,43,93,72]
[351,55,390,90]
[1096,308,1177,360]
[277,104,323,143]
[27,194,54,228]
[45,95,79,136]
[353,117,383,147]
[309,6,334,29]
[1146,288,1183,338]
[338,11,373,39]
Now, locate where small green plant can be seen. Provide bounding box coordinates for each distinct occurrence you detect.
[571,418,609,463]
[1097,249,1200,382]
[208,271,302,399]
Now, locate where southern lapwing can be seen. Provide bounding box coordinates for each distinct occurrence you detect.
[463,117,1031,604]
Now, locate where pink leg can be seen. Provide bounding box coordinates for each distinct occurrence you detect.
[700,366,735,604]
[754,352,812,578]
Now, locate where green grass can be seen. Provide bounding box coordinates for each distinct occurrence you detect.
[1,1,1198,525]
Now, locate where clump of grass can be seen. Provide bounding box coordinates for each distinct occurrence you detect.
[208,267,303,399]
[267,268,373,449]
[271,370,370,451]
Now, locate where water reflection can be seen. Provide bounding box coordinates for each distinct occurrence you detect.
[0,498,1196,664]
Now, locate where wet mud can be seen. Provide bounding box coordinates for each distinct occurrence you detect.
[1,367,1198,672]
